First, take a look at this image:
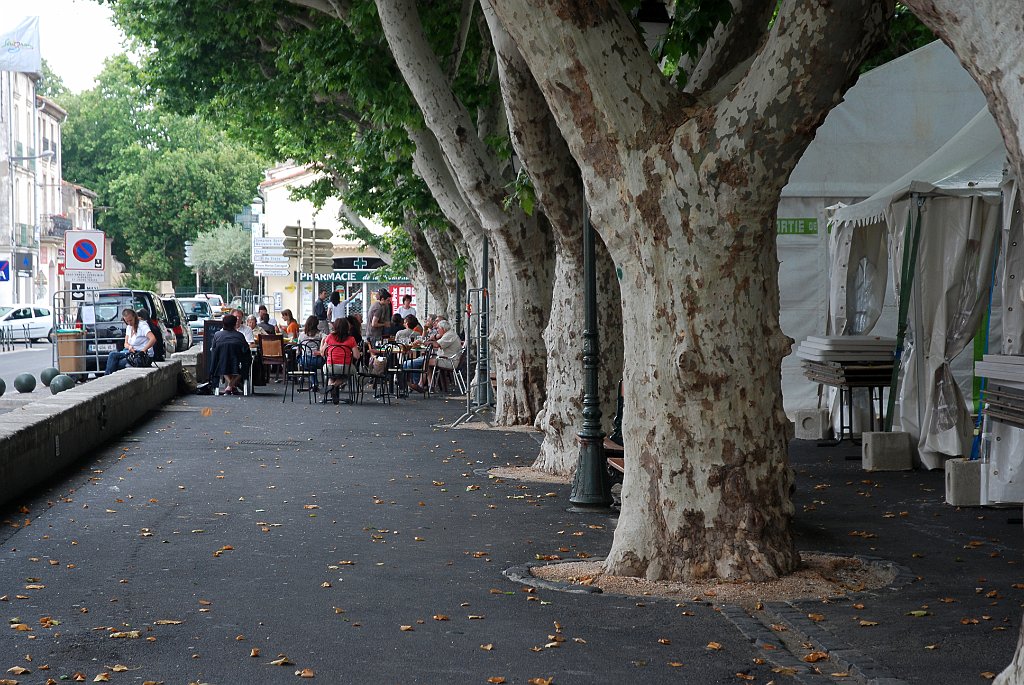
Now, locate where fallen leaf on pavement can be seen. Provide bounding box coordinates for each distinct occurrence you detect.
[270,656,294,666]
[480,644,493,651]
[400,626,414,632]
[803,651,829,663]
[109,631,140,639]
[706,642,722,650]
[486,678,505,684]
[296,668,314,678]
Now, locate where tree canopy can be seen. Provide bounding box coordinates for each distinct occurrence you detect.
[57,55,265,284]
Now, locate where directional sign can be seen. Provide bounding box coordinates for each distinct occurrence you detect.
[65,230,106,271]
[255,268,291,277]
[253,236,286,248]
[253,255,289,263]
[0,260,8,282]
[252,246,288,256]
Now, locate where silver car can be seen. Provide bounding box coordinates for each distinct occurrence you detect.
[178,298,213,342]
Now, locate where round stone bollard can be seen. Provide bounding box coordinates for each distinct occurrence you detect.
[0,378,5,397]
[13,373,36,393]
[50,375,75,395]
[40,367,60,387]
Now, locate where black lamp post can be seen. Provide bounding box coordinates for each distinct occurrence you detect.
[569,205,613,512]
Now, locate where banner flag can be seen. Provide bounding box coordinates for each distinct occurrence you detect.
[0,17,41,74]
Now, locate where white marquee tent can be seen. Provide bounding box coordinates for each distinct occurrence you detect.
[829,110,1019,469]
[777,41,989,414]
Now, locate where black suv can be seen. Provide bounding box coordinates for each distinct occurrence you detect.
[75,289,178,372]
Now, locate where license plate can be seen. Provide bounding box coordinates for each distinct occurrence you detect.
[88,343,116,353]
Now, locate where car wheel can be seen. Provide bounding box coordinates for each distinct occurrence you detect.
[46,328,54,344]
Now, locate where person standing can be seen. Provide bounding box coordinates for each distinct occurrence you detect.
[367,289,392,345]
[313,290,330,334]
[396,294,416,319]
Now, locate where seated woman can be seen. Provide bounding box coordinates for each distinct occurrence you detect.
[320,317,360,404]
[297,315,325,392]
[105,308,157,375]
[395,314,423,346]
[278,309,300,340]
[386,313,405,338]
[409,320,461,393]
[208,314,252,395]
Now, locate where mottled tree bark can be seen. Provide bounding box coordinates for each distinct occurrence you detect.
[483,0,619,472]
[402,213,452,319]
[488,0,890,579]
[378,0,552,424]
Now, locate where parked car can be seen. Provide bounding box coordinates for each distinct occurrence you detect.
[161,297,194,353]
[195,293,227,313]
[74,289,177,373]
[0,304,53,342]
[177,297,213,342]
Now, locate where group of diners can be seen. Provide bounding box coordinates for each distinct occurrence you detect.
[207,289,462,403]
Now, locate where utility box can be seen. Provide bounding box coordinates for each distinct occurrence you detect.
[56,330,85,373]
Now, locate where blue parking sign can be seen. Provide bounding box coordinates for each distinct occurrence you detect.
[0,260,9,281]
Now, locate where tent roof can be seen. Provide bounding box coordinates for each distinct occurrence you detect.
[783,41,988,198]
[831,109,1008,227]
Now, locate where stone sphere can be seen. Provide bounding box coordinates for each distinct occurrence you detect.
[40,367,60,387]
[13,373,36,393]
[50,375,76,395]
[0,378,5,397]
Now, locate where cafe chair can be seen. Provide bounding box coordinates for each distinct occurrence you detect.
[322,343,358,405]
[428,346,467,396]
[258,334,287,384]
[284,339,321,404]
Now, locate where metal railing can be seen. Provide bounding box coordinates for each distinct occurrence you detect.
[450,287,493,428]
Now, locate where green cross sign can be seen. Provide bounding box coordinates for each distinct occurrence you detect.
[352,257,368,268]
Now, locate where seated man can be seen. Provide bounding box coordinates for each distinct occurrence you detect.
[408,320,460,393]
[234,309,255,344]
[208,314,252,395]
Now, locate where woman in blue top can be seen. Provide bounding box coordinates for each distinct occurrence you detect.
[105,308,156,375]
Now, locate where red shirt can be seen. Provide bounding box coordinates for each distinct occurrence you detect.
[324,334,357,365]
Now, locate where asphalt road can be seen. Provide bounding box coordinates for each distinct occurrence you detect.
[0,389,1020,683]
[0,344,58,403]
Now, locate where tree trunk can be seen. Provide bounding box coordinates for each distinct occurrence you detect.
[488,218,554,425]
[403,214,451,318]
[604,168,798,580]
[379,0,553,425]
[418,225,463,319]
[487,0,889,579]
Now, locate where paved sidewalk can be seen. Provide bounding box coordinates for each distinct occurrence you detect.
[0,388,1019,684]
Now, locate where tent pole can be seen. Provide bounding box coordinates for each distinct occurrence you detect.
[885,196,924,431]
[970,237,1001,459]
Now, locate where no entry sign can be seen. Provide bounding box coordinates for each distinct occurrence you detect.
[65,230,105,271]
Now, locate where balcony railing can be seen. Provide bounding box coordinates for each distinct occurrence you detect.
[40,214,73,239]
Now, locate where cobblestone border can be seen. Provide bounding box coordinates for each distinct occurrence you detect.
[505,552,915,685]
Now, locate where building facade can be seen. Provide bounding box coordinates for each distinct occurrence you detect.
[258,163,399,322]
